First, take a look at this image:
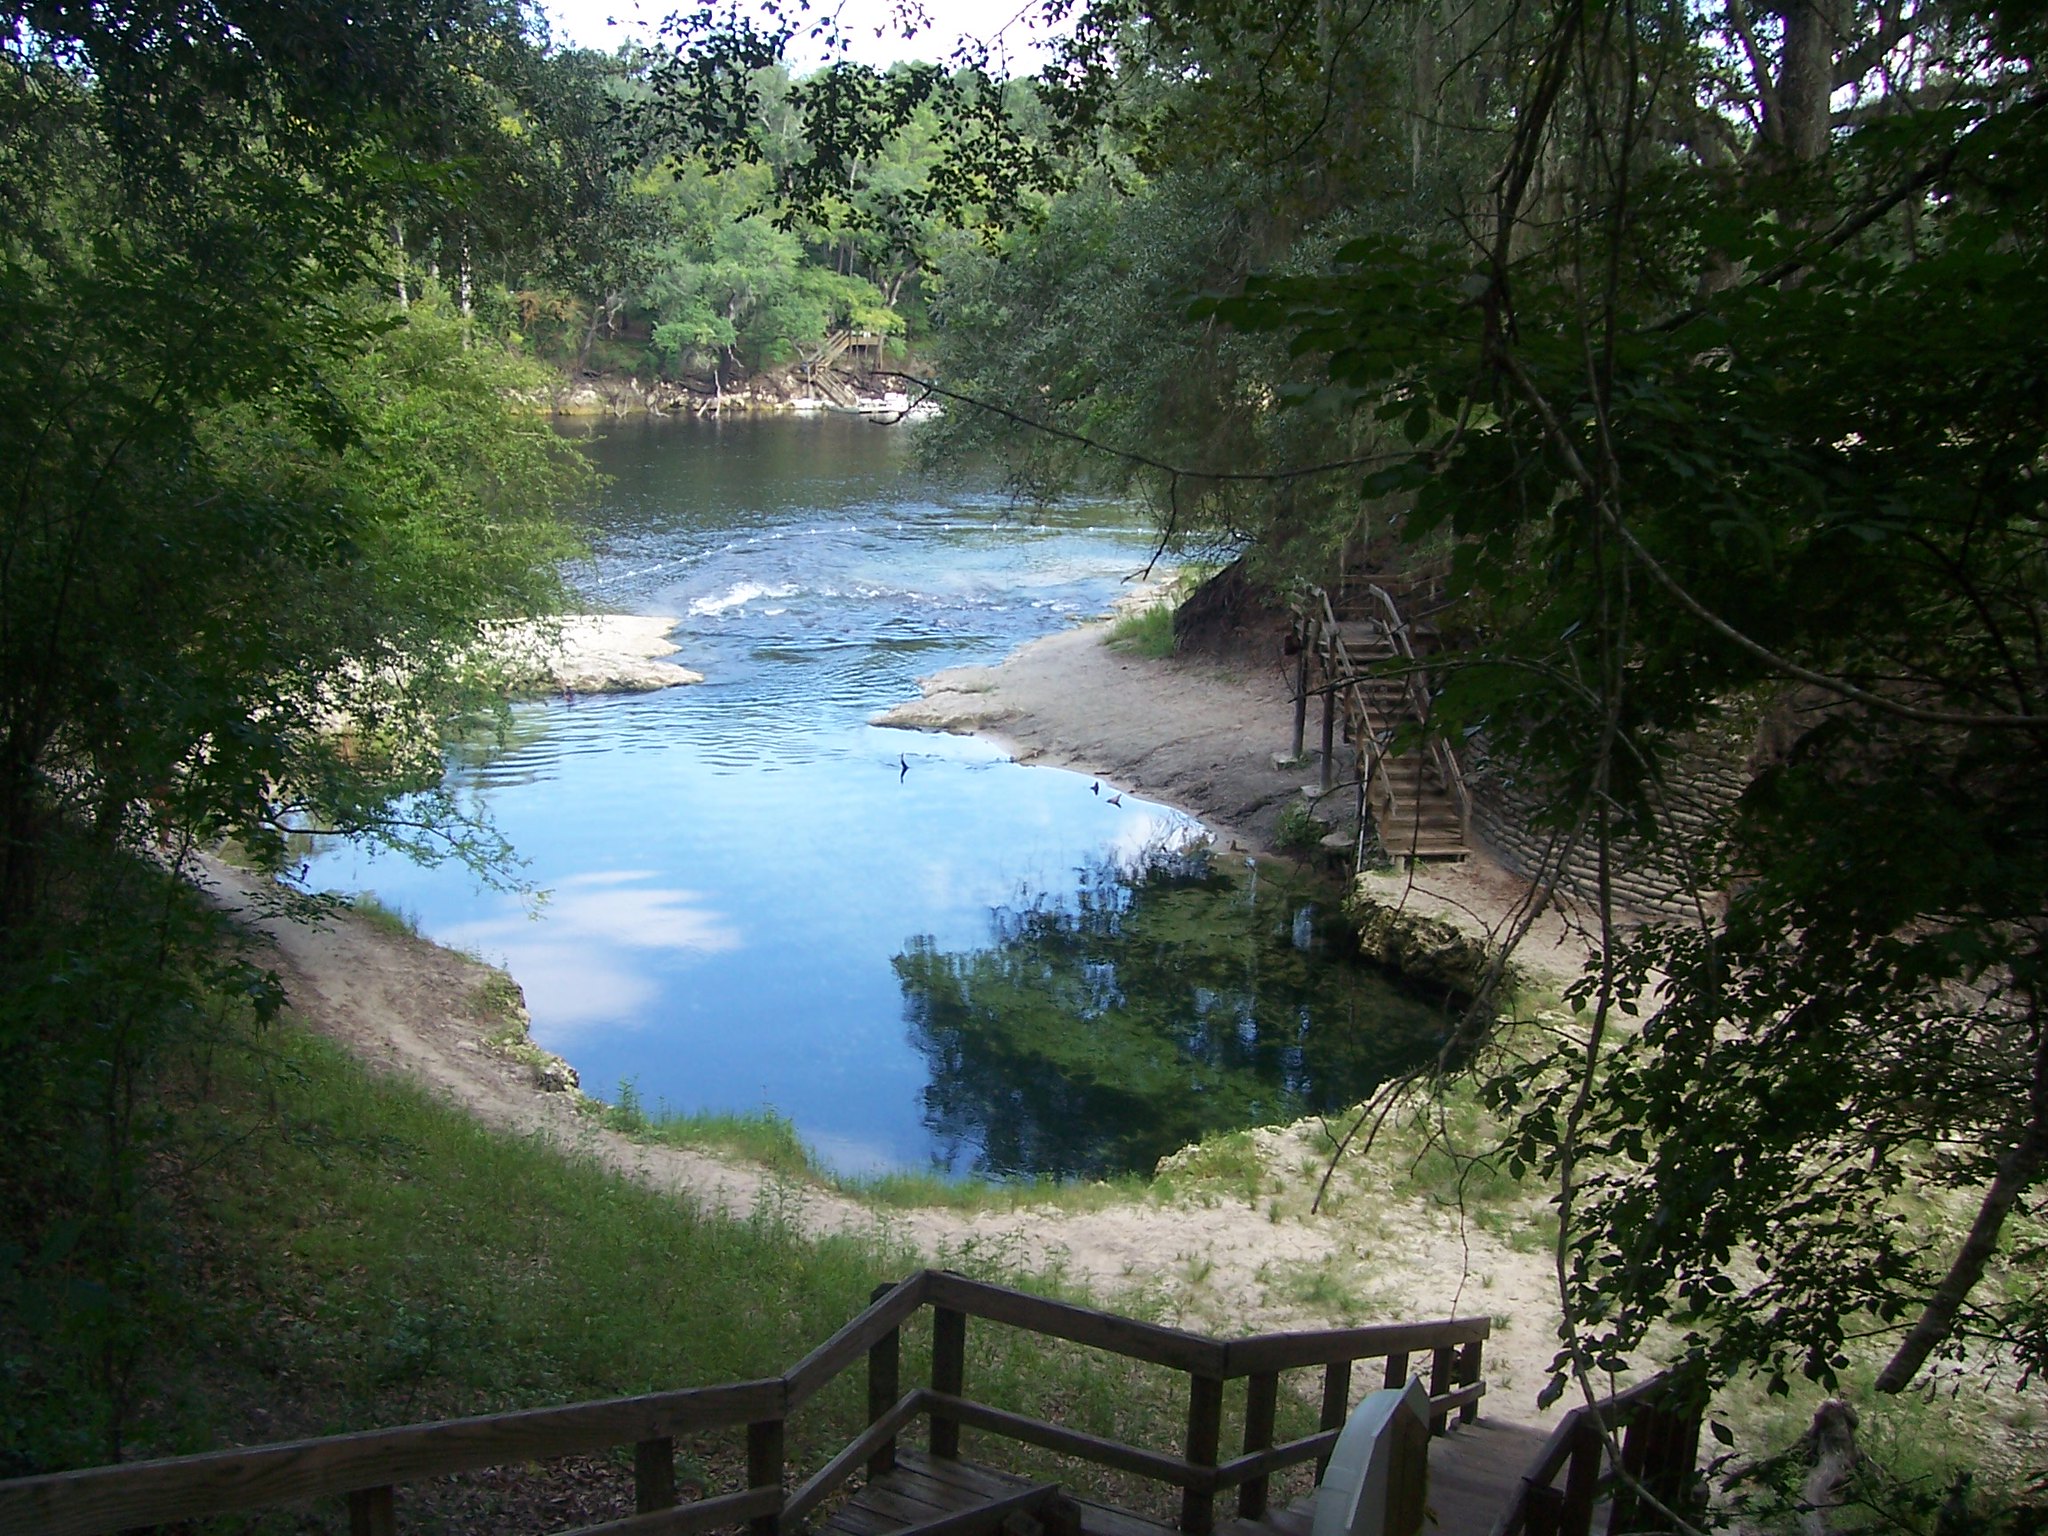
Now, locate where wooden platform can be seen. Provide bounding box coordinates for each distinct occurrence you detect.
[827,1422,1548,1536]
[820,1450,1178,1536]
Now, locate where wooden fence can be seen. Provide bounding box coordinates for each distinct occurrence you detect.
[0,1268,1490,1536]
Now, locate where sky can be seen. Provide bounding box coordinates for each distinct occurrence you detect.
[540,0,1067,72]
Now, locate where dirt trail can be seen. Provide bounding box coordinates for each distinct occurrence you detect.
[204,620,1573,1423]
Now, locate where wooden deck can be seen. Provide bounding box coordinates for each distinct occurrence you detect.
[827,1420,1550,1536]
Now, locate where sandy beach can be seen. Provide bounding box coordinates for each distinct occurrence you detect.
[205,616,1572,1421]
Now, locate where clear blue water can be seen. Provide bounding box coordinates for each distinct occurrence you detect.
[300,413,1446,1180]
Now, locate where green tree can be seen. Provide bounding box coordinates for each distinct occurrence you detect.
[1203,0,2048,1406]
[0,0,591,1462]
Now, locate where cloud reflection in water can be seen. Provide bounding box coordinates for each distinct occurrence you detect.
[440,870,743,1035]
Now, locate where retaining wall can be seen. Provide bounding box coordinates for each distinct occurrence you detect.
[1462,723,1755,920]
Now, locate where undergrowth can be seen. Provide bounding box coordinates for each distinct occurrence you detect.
[1105,569,1211,660]
[1106,601,1177,659]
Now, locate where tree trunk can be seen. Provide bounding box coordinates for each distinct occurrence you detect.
[1772,0,1841,167]
[458,239,473,349]
[1876,1010,2048,1390]
[576,296,603,372]
[1800,1399,1859,1536]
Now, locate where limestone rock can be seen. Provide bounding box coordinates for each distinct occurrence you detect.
[490,614,703,697]
[1345,884,1506,1004]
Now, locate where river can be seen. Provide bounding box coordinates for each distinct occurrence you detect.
[301,413,1446,1182]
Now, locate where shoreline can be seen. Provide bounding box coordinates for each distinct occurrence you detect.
[873,623,1305,852]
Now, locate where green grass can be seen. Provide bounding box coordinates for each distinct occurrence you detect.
[599,1084,824,1180]
[1105,567,1219,659]
[590,1082,1152,1214]
[344,891,423,940]
[1106,599,1178,658]
[4,1006,1239,1526]
[1274,801,1326,855]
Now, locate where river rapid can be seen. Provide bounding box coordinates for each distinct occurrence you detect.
[302,413,1445,1182]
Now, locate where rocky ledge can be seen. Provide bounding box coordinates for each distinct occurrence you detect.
[491,614,704,696]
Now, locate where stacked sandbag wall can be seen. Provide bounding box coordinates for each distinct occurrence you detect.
[1462,723,1755,920]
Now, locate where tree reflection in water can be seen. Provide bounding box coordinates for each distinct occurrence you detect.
[894,841,1449,1180]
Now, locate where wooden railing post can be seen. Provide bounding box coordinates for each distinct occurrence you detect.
[930,1303,966,1460]
[1292,620,1310,760]
[748,1418,785,1536]
[1320,652,1337,792]
[636,1437,677,1514]
[1181,1373,1223,1536]
[1238,1371,1279,1518]
[1457,1340,1483,1426]
[1525,1484,1565,1536]
[867,1281,902,1477]
[1316,1358,1352,1481]
[349,1485,395,1536]
[1606,1411,1653,1536]
[1382,1350,1410,1391]
[1559,1420,1604,1536]
[1611,1402,1701,1535]
[1428,1346,1454,1435]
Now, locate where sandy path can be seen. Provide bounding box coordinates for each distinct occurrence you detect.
[203,621,1571,1423]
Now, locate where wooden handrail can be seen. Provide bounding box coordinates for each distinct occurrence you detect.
[564,1483,786,1536]
[927,1270,1231,1375]
[928,1392,1209,1488]
[0,1268,1493,1536]
[787,1269,933,1410]
[786,1389,931,1526]
[1293,588,1402,814]
[1213,1428,1342,1488]
[1222,1314,1492,1376]
[0,1378,786,1536]
[1487,1374,1702,1536]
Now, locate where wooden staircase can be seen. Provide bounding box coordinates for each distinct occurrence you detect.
[0,1269,1707,1536]
[797,330,888,407]
[1289,582,1471,864]
[0,1270,1495,1536]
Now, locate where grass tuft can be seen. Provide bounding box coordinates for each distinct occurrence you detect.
[346,891,423,940]
[1106,600,1178,658]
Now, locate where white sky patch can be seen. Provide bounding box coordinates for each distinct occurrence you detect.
[499,947,661,1032]
[541,0,1067,74]
[439,872,743,1035]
